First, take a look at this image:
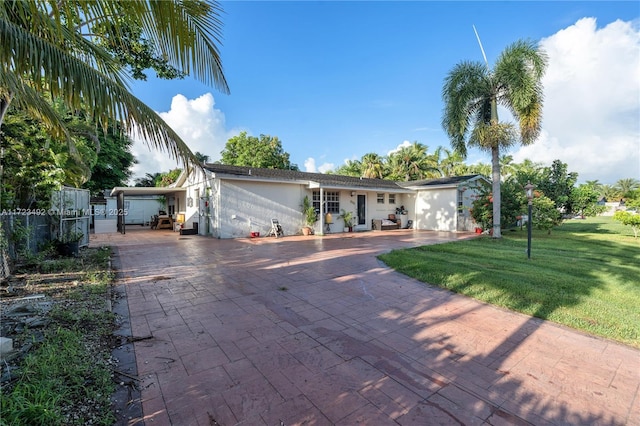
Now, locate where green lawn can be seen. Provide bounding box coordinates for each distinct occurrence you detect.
[378,216,640,348]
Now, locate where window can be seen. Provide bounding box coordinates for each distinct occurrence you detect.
[388,194,396,204]
[313,191,340,213]
[377,193,385,204]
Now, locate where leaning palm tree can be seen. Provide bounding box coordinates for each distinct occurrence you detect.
[442,39,547,238]
[0,1,229,170]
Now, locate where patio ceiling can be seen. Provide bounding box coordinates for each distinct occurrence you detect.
[110,187,186,197]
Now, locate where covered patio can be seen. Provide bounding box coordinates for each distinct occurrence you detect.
[109,186,186,234]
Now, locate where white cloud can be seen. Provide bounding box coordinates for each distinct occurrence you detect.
[304,157,317,172]
[130,93,240,181]
[387,140,412,156]
[511,18,640,184]
[304,157,334,173]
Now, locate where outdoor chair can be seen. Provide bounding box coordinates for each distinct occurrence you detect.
[266,218,284,238]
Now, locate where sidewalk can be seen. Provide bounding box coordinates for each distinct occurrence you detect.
[96,228,639,425]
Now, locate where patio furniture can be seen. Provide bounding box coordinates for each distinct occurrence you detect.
[372,218,401,231]
[156,215,174,230]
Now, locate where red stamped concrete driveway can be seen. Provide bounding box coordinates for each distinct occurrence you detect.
[94,229,639,426]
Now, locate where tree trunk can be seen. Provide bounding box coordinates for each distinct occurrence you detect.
[490,96,502,238]
[0,93,13,127]
[491,145,502,238]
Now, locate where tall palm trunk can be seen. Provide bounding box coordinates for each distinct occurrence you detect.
[490,97,502,238]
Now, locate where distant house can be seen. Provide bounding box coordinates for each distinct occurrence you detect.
[110,164,488,237]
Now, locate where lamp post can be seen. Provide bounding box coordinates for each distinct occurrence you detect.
[525,181,535,259]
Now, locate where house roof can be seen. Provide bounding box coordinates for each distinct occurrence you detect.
[399,174,487,189]
[203,164,415,192]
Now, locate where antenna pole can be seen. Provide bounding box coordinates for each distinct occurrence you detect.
[472,24,489,68]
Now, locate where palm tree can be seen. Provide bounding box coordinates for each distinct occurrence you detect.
[614,178,640,199]
[332,159,362,177]
[0,1,229,170]
[194,152,211,164]
[387,142,439,181]
[361,153,386,179]
[442,39,547,238]
[434,147,468,177]
[600,184,618,201]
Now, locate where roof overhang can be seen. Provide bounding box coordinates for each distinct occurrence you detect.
[110,187,187,197]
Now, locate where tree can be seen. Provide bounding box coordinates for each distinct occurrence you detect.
[442,39,547,238]
[134,173,162,188]
[155,169,183,187]
[1,1,229,170]
[532,195,561,234]
[386,142,438,181]
[194,152,210,164]
[361,153,386,179]
[220,132,298,170]
[434,147,468,177]
[613,211,640,238]
[537,160,577,214]
[83,124,136,195]
[1,106,99,208]
[332,160,362,177]
[614,178,640,200]
[570,185,601,218]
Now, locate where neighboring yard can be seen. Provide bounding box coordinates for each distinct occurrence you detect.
[379,216,640,348]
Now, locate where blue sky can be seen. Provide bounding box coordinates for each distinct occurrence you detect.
[129,1,640,184]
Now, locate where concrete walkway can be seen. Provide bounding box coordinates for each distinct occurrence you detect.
[93,228,639,426]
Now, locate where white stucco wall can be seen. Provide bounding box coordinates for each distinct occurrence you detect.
[216,180,306,238]
[100,196,163,225]
[415,188,458,232]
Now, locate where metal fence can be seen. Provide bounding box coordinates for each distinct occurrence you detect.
[0,187,90,280]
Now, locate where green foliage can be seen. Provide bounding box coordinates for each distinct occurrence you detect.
[83,124,135,195]
[331,159,362,177]
[301,196,316,226]
[570,185,600,217]
[537,160,577,213]
[613,210,640,238]
[339,209,354,227]
[221,132,298,170]
[613,178,640,199]
[156,169,183,187]
[91,9,186,81]
[134,172,162,187]
[441,39,547,239]
[532,195,561,234]
[469,179,525,231]
[379,216,640,348]
[1,0,228,177]
[0,328,115,426]
[0,247,117,425]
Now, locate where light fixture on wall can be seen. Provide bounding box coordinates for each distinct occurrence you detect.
[187,197,193,207]
[351,191,355,197]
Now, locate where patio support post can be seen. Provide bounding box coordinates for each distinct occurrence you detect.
[319,187,324,236]
[117,191,126,234]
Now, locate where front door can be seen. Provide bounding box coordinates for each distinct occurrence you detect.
[357,194,366,226]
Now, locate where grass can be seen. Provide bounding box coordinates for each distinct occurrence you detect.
[1,247,117,426]
[378,216,640,348]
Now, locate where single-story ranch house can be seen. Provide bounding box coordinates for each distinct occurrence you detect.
[110,164,488,238]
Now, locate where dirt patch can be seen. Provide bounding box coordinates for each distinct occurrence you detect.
[0,246,139,425]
